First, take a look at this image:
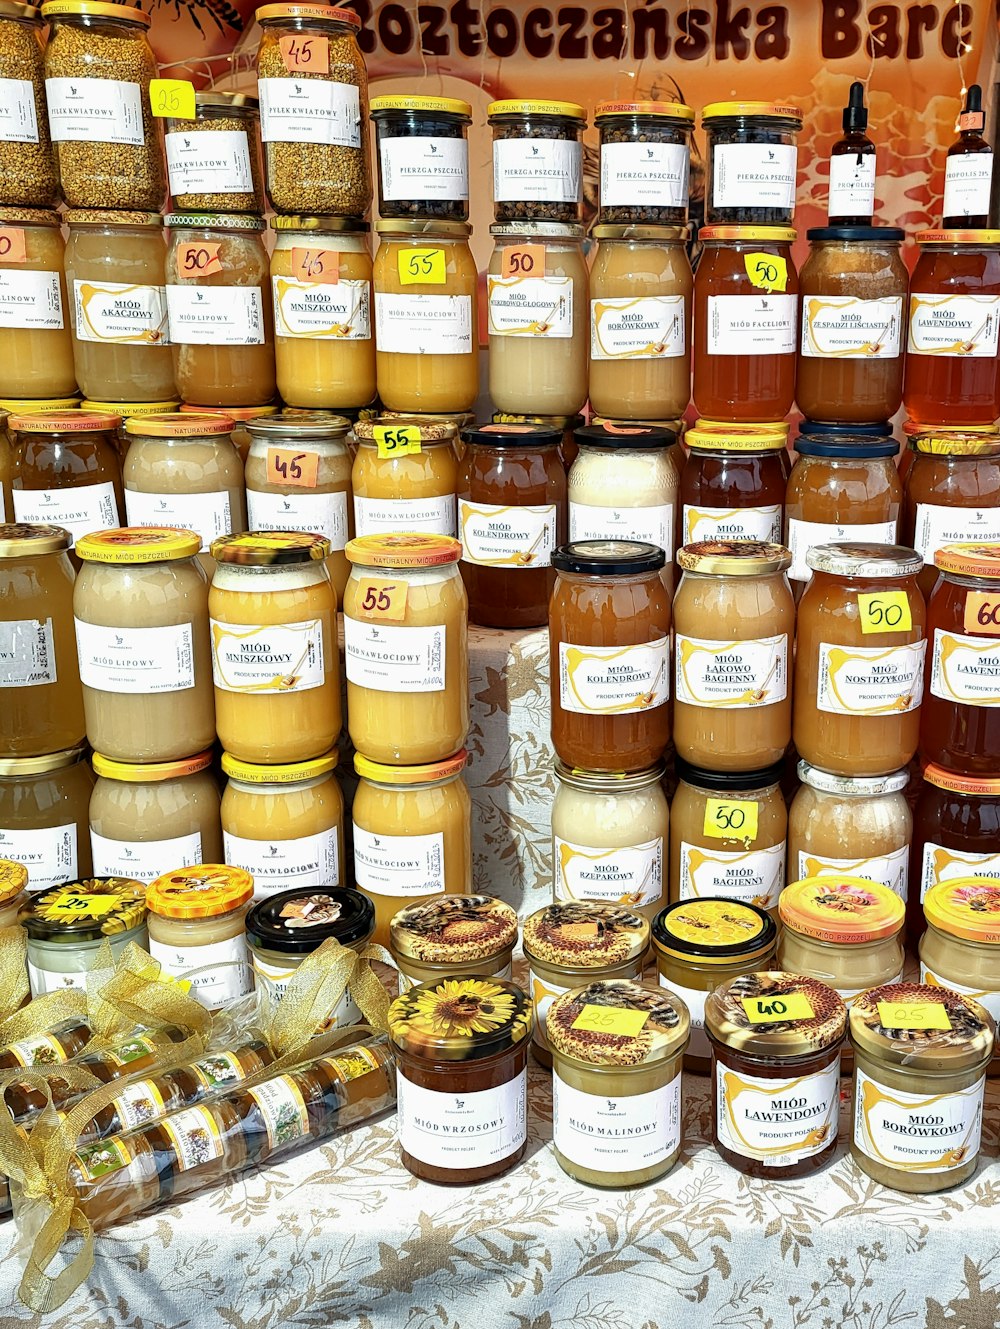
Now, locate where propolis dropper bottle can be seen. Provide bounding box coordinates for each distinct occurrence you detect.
[943,84,993,227]
[828,82,876,225]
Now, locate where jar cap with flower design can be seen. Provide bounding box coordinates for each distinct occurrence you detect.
[146,865,253,919]
[923,876,1000,944]
[388,975,532,1061]
[779,876,904,945]
[546,979,689,1068]
[19,878,146,942]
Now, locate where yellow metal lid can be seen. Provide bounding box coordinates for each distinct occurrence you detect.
[912,430,1000,457]
[595,100,695,122]
[353,416,457,443]
[0,858,27,904]
[488,99,586,121]
[92,750,214,782]
[699,225,797,243]
[8,409,117,432]
[917,229,1000,245]
[0,744,86,778]
[547,980,690,1068]
[705,971,847,1057]
[924,877,1000,944]
[82,399,180,416]
[677,539,792,576]
[255,2,360,25]
[180,403,279,420]
[211,530,331,565]
[523,901,649,970]
[76,528,202,565]
[849,981,994,1073]
[42,0,150,25]
[371,94,471,119]
[0,522,72,558]
[146,865,253,918]
[222,750,338,783]
[935,543,1000,579]
[686,423,788,452]
[702,101,801,122]
[345,533,462,568]
[0,396,79,412]
[388,976,531,1061]
[779,876,904,944]
[354,750,467,784]
[696,417,788,436]
[124,411,235,438]
[652,897,776,965]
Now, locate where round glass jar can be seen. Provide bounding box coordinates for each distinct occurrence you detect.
[568,423,677,570]
[351,415,457,539]
[702,102,801,224]
[652,897,777,1073]
[9,410,123,550]
[492,409,583,469]
[165,92,262,215]
[594,102,693,225]
[549,540,670,773]
[706,971,846,1178]
[903,432,1000,599]
[796,226,907,423]
[849,981,994,1192]
[0,746,93,889]
[352,750,471,949]
[588,225,691,421]
[673,541,794,771]
[209,532,340,766]
[522,901,649,1068]
[244,412,353,600]
[904,230,1000,426]
[371,94,471,222]
[83,398,181,458]
[920,877,1000,1026]
[487,99,585,224]
[0,524,84,757]
[910,766,1000,946]
[271,216,374,410]
[794,543,927,777]
[73,527,214,762]
[693,225,799,421]
[458,423,567,630]
[19,875,146,995]
[680,423,787,547]
[343,533,468,765]
[164,213,275,409]
[0,856,27,928]
[389,974,531,1184]
[41,0,163,211]
[146,863,254,1010]
[373,219,478,415]
[0,2,56,207]
[788,763,911,898]
[89,750,221,884]
[221,750,343,899]
[548,980,689,1187]
[0,208,75,399]
[487,223,588,416]
[179,400,278,465]
[389,894,518,991]
[255,2,370,218]
[551,764,669,924]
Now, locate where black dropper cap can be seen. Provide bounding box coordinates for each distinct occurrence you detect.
[962,84,984,125]
[843,81,868,133]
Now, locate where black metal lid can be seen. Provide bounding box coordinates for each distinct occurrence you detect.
[552,539,666,575]
[245,887,374,955]
[653,898,777,960]
[806,226,904,242]
[462,423,562,448]
[674,755,785,791]
[798,420,893,438]
[574,422,676,451]
[794,435,899,459]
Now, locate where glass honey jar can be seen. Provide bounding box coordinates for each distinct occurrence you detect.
[0,1,56,209]
[701,102,801,225]
[146,863,254,1011]
[903,432,1000,599]
[920,877,1000,1027]
[9,410,123,550]
[0,207,76,398]
[680,423,787,547]
[351,416,457,540]
[20,875,147,995]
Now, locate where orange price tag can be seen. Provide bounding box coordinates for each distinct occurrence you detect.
[177,242,222,277]
[279,34,330,73]
[266,447,319,489]
[290,247,339,284]
[355,577,408,621]
[501,243,544,279]
[965,591,1000,636]
[0,229,26,264]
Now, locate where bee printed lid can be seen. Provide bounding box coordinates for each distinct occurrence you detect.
[389,894,517,964]
[849,982,994,1073]
[705,971,847,1057]
[522,901,649,970]
[546,979,690,1068]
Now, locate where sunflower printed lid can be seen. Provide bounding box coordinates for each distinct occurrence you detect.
[923,877,1000,944]
[705,972,847,1057]
[146,865,253,919]
[522,901,649,970]
[389,895,518,964]
[0,858,27,904]
[546,979,690,1068]
[652,898,776,966]
[19,878,146,942]
[779,877,904,945]
[388,975,532,1060]
[849,982,994,1073]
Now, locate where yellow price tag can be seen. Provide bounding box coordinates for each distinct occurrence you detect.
[397,248,446,285]
[744,252,788,292]
[877,1001,952,1031]
[858,590,913,635]
[571,1004,650,1037]
[703,798,758,841]
[741,992,815,1024]
[373,424,422,459]
[150,79,196,120]
[49,893,118,917]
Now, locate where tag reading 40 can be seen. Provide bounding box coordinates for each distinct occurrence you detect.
[355,578,407,621]
[373,424,421,459]
[398,248,446,285]
[858,590,912,635]
[741,992,815,1024]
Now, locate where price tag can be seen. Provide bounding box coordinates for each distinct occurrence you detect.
[265,447,319,489]
[501,243,544,279]
[741,992,815,1024]
[877,1001,951,1031]
[703,798,759,841]
[373,424,421,459]
[965,591,1000,636]
[0,229,26,264]
[397,248,446,285]
[177,242,223,277]
[150,79,196,120]
[571,1004,649,1037]
[858,590,913,635]
[290,247,339,284]
[49,893,118,917]
[279,34,330,73]
[355,577,408,621]
[744,252,788,292]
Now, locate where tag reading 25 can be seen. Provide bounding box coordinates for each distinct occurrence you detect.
[572,1004,650,1037]
[877,1001,951,1031]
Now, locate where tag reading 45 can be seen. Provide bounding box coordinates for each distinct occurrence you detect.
[266,448,319,488]
[373,425,421,459]
[291,248,339,284]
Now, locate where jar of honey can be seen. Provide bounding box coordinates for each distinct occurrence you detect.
[179,401,278,465]
[146,863,254,1011]
[20,876,147,995]
[680,423,787,546]
[568,423,677,567]
[488,99,585,225]
[0,208,76,399]
[458,423,567,630]
[389,894,519,990]
[793,543,927,776]
[921,877,1000,1025]
[0,747,93,889]
[595,102,692,225]
[370,94,471,223]
[351,416,457,539]
[904,230,1000,426]
[9,410,123,549]
[549,540,670,773]
[701,103,801,225]
[164,92,262,214]
[693,226,798,422]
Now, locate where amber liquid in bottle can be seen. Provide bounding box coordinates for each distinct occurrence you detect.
[943,85,994,229]
[828,82,876,226]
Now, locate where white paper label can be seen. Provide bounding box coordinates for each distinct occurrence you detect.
[374,293,473,355]
[908,292,1000,357]
[258,78,361,147]
[570,500,674,560]
[675,632,787,709]
[590,295,686,360]
[352,825,444,896]
[148,933,253,1009]
[272,275,370,340]
[712,141,797,209]
[816,640,926,715]
[353,492,456,538]
[379,136,469,200]
[0,618,55,687]
[0,823,76,891]
[223,829,340,896]
[344,617,445,692]
[920,841,1000,900]
[210,619,324,694]
[46,77,144,144]
[91,830,202,884]
[0,78,38,143]
[682,502,782,545]
[717,1059,839,1164]
[13,481,117,547]
[487,275,573,338]
[658,973,709,1061]
[553,1070,682,1173]
[110,1078,167,1131]
[459,499,556,569]
[554,836,663,908]
[854,1067,984,1174]
[0,269,64,329]
[827,151,877,216]
[73,280,170,345]
[913,502,1000,564]
[493,137,580,203]
[801,294,903,358]
[558,637,669,715]
[27,958,88,996]
[251,952,361,1028]
[678,840,785,910]
[74,619,195,694]
[600,139,688,207]
[930,630,1000,706]
[125,487,232,552]
[397,1066,527,1167]
[943,153,994,219]
[919,966,1000,1023]
[247,487,349,550]
[787,516,899,582]
[796,845,909,899]
[166,128,254,195]
[162,1105,225,1169]
[166,285,265,346]
[707,293,797,355]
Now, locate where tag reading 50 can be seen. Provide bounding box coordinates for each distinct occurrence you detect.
[744,252,788,293]
[858,590,912,635]
[703,798,759,841]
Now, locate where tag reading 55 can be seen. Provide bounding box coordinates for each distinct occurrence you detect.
[398,248,446,285]
[858,590,912,635]
[373,425,421,459]
[355,578,407,621]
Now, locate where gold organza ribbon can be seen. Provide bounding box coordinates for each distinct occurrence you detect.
[0,927,29,1023]
[265,937,393,1055]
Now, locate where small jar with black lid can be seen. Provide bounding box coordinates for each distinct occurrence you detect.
[370,95,471,222]
[594,102,693,225]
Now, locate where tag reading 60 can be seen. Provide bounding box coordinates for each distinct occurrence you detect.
[858,590,912,635]
[398,248,446,285]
